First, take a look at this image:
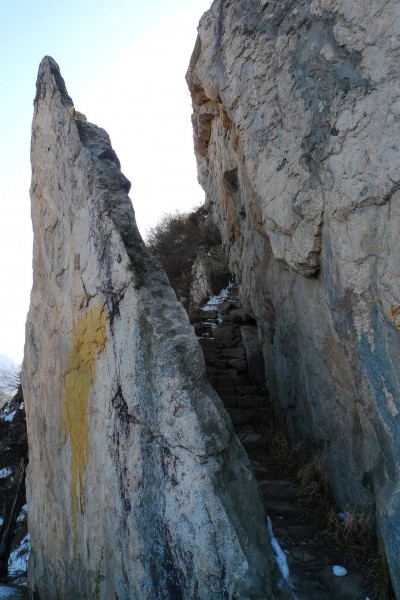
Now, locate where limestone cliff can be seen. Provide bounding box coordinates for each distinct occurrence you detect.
[187,0,400,595]
[23,57,289,599]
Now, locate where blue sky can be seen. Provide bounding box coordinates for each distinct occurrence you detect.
[0,0,210,365]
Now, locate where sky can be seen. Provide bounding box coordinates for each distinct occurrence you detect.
[0,0,211,366]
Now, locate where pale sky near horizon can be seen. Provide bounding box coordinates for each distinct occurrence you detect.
[0,0,211,365]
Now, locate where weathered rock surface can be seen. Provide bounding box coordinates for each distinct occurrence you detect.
[189,245,231,311]
[23,57,290,600]
[187,0,400,595]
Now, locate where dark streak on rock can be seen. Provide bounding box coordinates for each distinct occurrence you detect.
[112,385,135,513]
[112,385,134,428]
[161,447,179,488]
[149,521,185,600]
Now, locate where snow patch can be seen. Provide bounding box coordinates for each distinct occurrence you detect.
[332,565,347,577]
[8,533,30,576]
[0,468,12,479]
[267,516,290,581]
[201,283,233,310]
[3,411,16,423]
[16,505,27,523]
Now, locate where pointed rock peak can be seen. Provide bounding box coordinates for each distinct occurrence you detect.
[34,55,73,108]
[24,57,290,599]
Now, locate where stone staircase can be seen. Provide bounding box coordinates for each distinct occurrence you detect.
[193,283,368,600]
[192,283,270,422]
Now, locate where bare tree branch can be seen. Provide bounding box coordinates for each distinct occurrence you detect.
[0,365,21,396]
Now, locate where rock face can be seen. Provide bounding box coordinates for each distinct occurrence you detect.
[23,57,289,600]
[187,0,400,595]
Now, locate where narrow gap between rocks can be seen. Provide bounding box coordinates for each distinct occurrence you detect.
[193,281,376,600]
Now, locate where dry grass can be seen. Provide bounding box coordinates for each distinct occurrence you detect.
[297,452,333,512]
[260,418,303,472]
[260,418,395,599]
[364,549,394,600]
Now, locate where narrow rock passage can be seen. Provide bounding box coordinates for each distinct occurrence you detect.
[194,284,368,600]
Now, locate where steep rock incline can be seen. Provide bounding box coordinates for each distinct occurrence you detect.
[23,57,290,600]
[187,0,400,595]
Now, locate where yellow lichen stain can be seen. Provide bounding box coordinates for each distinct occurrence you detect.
[62,303,107,551]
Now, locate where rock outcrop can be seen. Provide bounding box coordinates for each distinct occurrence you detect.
[189,245,231,311]
[23,57,289,599]
[187,0,400,595]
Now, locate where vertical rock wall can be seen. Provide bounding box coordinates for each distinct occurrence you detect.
[187,0,400,594]
[23,57,289,599]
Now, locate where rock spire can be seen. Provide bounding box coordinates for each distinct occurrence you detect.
[23,56,289,599]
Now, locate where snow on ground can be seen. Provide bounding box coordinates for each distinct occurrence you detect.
[16,505,27,524]
[267,516,290,581]
[198,284,233,334]
[3,411,16,423]
[332,565,347,577]
[0,468,12,479]
[200,284,232,310]
[0,401,16,423]
[8,534,30,577]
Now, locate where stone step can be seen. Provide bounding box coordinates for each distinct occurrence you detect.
[214,375,249,389]
[225,358,247,373]
[258,479,299,500]
[237,395,267,409]
[220,347,246,359]
[198,339,224,350]
[262,499,304,518]
[219,394,237,408]
[222,309,256,324]
[206,359,226,369]
[236,385,259,395]
[227,408,270,429]
[201,351,224,363]
[191,310,219,321]
[236,433,262,444]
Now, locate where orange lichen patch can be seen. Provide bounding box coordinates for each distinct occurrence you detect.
[62,303,107,551]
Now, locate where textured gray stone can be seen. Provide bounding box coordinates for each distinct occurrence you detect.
[240,326,265,386]
[23,56,290,600]
[187,1,400,595]
[190,245,231,312]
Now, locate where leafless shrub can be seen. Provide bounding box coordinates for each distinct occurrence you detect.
[0,364,21,396]
[146,205,220,309]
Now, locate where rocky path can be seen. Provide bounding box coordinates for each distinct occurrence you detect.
[194,284,368,600]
